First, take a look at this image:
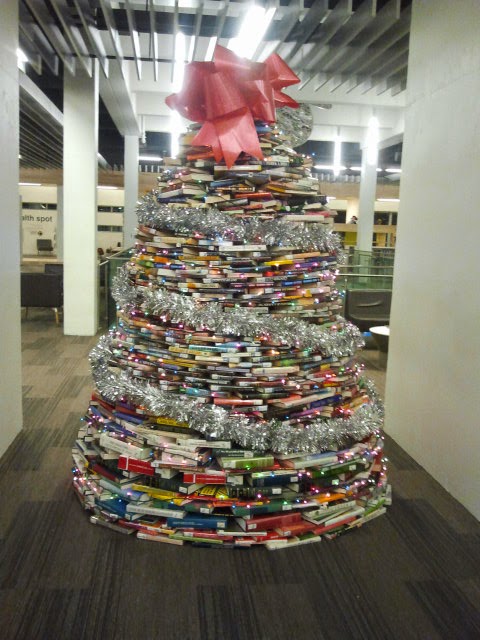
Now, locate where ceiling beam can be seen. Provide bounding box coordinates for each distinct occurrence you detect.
[294,0,352,71]
[99,0,126,79]
[149,0,159,80]
[19,3,59,75]
[305,0,374,72]
[22,0,76,75]
[100,61,141,136]
[171,0,179,82]
[285,0,330,63]
[265,0,303,58]
[190,0,204,62]
[19,71,63,125]
[124,0,142,80]
[73,0,110,77]
[48,0,93,76]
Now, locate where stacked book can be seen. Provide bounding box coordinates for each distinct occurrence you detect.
[158,122,332,221]
[73,394,389,548]
[72,120,390,548]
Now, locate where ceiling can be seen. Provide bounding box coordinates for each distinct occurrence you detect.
[18,0,411,172]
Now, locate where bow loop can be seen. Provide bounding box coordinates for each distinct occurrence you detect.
[166,45,300,168]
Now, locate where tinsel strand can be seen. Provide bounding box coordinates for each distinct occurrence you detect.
[111,267,364,358]
[89,334,384,454]
[136,197,345,258]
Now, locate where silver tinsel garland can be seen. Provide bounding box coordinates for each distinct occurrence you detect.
[89,334,384,454]
[94,201,383,454]
[111,267,364,357]
[136,196,344,256]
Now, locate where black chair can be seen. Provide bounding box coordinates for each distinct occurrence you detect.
[37,238,54,254]
[344,289,392,333]
[21,272,63,324]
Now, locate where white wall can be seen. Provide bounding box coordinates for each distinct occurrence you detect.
[385,0,480,520]
[19,185,125,255]
[20,185,57,254]
[0,0,22,458]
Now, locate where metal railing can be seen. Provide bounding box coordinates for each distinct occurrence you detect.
[98,248,133,328]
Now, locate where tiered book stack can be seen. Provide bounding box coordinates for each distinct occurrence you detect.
[72,46,390,549]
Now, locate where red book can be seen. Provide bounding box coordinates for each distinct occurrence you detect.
[313,515,357,536]
[88,462,120,483]
[275,521,319,536]
[236,191,271,199]
[118,455,155,476]
[183,472,227,484]
[239,511,302,532]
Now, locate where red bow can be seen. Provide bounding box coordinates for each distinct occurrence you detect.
[166,45,300,168]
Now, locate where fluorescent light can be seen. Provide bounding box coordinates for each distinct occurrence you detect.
[377,198,399,202]
[205,37,217,62]
[229,5,275,59]
[19,182,41,186]
[314,164,346,171]
[173,32,186,92]
[385,167,402,173]
[366,116,379,165]
[333,134,342,178]
[98,185,118,190]
[16,48,28,64]
[139,155,163,162]
[350,165,381,172]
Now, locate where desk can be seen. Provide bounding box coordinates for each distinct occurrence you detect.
[369,325,390,352]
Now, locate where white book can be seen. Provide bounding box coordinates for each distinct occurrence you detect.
[126,502,184,519]
[99,433,151,460]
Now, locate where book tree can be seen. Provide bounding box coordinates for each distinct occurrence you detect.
[73,46,390,549]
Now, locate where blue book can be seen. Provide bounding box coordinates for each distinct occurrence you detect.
[95,496,129,518]
[166,515,227,530]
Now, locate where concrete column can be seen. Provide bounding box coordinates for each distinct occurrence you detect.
[0,0,22,457]
[123,135,139,249]
[56,185,63,260]
[356,148,377,252]
[385,0,480,519]
[63,62,99,335]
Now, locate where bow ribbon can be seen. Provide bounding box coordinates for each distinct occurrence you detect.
[166,45,300,168]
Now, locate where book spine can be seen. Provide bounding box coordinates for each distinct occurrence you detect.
[118,455,155,476]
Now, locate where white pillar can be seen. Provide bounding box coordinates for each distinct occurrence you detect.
[385,0,480,520]
[0,0,22,456]
[56,185,63,260]
[124,135,139,249]
[356,148,377,252]
[63,62,99,335]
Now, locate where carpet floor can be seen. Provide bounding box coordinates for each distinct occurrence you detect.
[0,309,479,640]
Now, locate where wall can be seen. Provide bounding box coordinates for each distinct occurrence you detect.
[0,0,22,458]
[20,185,57,255]
[19,185,125,255]
[385,0,480,519]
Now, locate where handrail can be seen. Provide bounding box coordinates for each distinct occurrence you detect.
[338,273,394,279]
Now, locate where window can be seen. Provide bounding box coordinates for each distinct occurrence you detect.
[98,225,123,232]
[23,203,47,210]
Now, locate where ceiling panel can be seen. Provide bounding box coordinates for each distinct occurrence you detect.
[18,0,411,169]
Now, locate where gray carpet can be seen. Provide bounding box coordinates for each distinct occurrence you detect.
[0,309,479,640]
